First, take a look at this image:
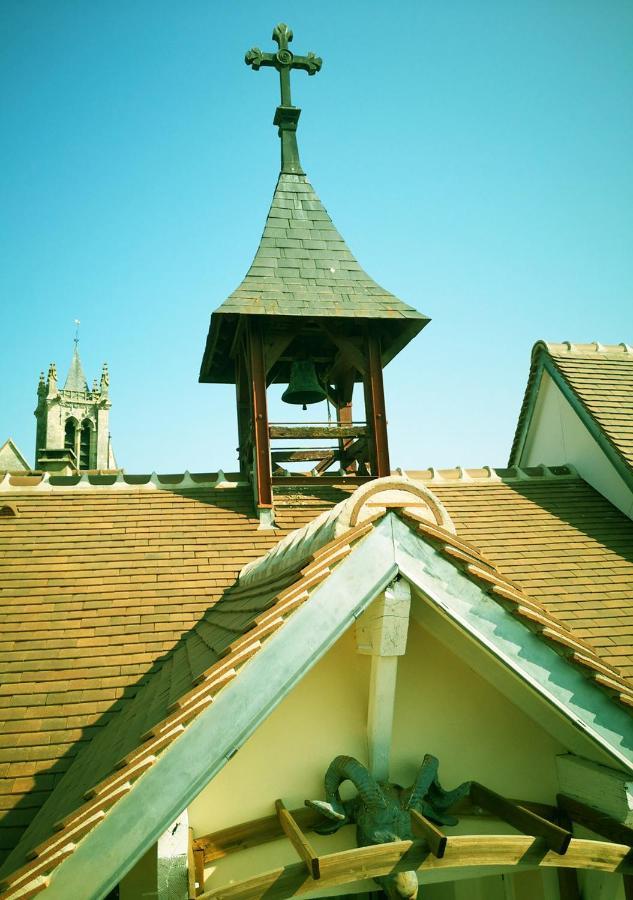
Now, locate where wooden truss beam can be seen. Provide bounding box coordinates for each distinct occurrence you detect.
[198,835,633,900]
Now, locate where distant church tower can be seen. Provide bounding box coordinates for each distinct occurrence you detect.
[34,343,116,473]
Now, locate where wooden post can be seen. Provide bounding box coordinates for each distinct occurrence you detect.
[364,331,390,477]
[248,320,273,510]
[557,868,581,900]
[235,351,251,479]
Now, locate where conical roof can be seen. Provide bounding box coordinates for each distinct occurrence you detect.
[199,172,429,383]
[63,344,88,392]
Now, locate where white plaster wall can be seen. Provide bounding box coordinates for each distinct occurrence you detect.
[190,616,568,896]
[520,371,633,519]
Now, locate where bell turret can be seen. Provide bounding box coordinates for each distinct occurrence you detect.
[199,24,429,522]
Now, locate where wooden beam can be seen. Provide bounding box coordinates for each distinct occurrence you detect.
[275,799,320,880]
[188,827,197,900]
[269,425,367,439]
[193,807,327,863]
[194,797,561,864]
[557,868,581,900]
[248,321,272,509]
[193,847,205,898]
[264,334,294,377]
[198,835,633,900]
[556,754,633,827]
[271,449,336,463]
[364,331,390,477]
[470,782,572,854]
[557,794,633,846]
[318,323,367,375]
[410,808,447,858]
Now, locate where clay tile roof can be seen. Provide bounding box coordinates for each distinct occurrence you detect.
[0,481,292,864]
[410,468,633,683]
[0,509,375,897]
[510,340,633,474]
[1,468,632,894]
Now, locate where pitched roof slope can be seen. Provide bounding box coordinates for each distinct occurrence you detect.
[412,467,633,680]
[510,341,633,473]
[1,479,631,899]
[0,515,374,897]
[199,173,429,382]
[0,479,295,863]
[216,173,425,323]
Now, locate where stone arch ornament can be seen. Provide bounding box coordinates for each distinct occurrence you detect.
[336,475,456,535]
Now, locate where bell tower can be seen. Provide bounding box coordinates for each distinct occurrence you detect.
[35,341,116,474]
[199,24,429,522]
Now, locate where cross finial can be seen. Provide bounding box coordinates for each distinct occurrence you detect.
[73,318,81,347]
[245,23,322,174]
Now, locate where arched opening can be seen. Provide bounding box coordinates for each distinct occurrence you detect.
[80,419,92,470]
[64,418,77,461]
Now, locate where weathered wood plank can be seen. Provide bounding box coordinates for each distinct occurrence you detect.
[410,808,447,858]
[269,425,367,439]
[271,449,336,463]
[275,799,320,879]
[471,782,571,853]
[198,836,633,900]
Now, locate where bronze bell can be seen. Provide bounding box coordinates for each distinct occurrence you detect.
[282,360,327,409]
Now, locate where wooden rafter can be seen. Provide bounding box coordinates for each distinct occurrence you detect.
[471,782,572,853]
[410,808,447,858]
[275,799,320,879]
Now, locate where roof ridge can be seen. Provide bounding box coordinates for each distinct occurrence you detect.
[543,340,633,356]
[405,464,578,485]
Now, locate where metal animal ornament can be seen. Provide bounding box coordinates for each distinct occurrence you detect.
[306,754,470,899]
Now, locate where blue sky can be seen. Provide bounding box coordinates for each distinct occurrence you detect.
[1,1,632,473]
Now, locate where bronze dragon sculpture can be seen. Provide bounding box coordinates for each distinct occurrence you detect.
[306,754,470,898]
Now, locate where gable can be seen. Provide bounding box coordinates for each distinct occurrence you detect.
[510,342,633,518]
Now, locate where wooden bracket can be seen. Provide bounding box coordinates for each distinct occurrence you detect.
[275,799,321,879]
[471,782,572,854]
[410,808,447,858]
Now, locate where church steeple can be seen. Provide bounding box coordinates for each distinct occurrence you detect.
[34,341,117,474]
[63,342,88,393]
[199,24,429,523]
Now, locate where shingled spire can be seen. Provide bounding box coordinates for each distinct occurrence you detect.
[199,24,429,521]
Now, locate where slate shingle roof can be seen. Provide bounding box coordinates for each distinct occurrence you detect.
[510,341,633,474]
[199,173,429,382]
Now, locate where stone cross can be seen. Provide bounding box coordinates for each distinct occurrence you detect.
[245,23,322,108]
